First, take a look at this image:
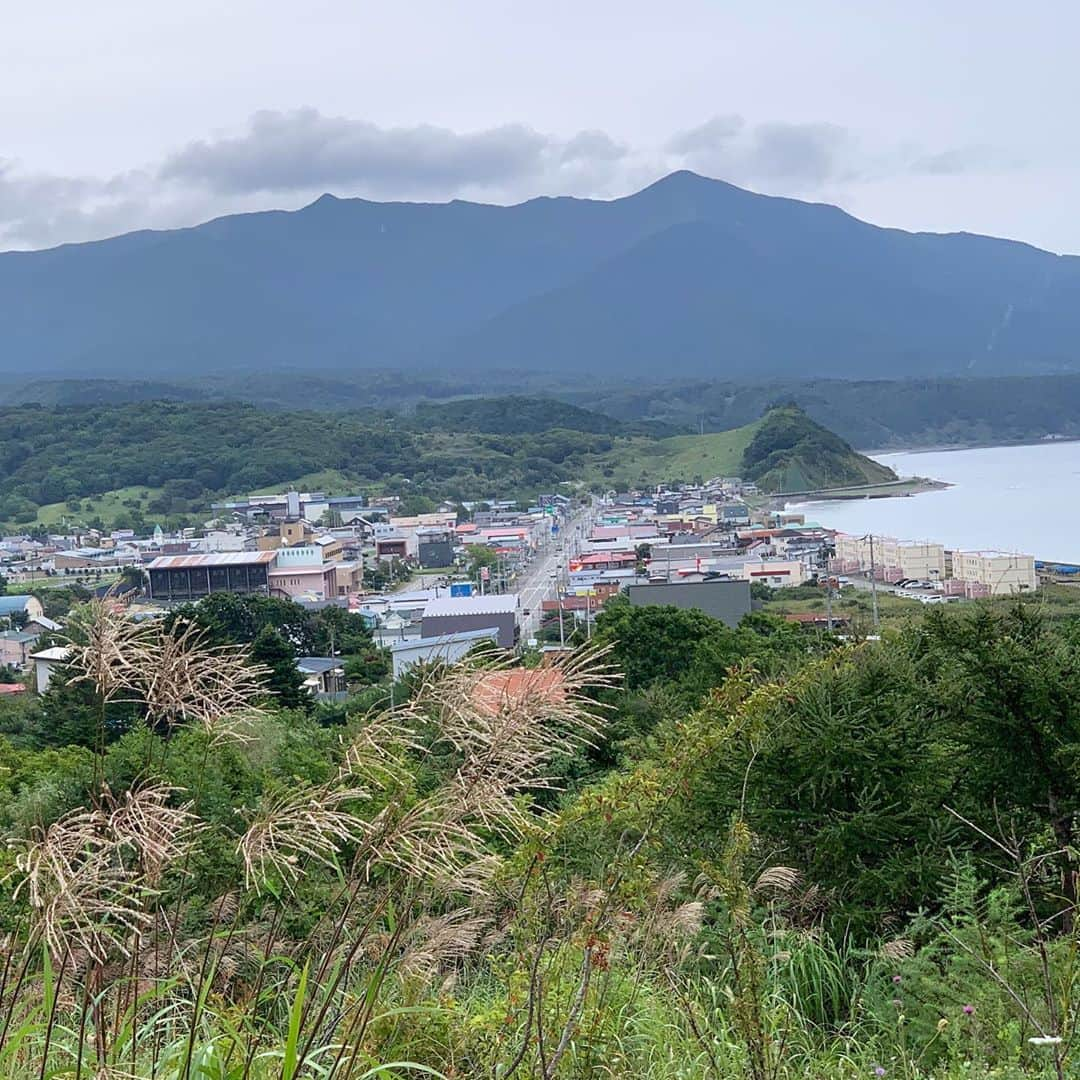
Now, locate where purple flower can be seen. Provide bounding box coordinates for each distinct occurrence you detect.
[963,1004,975,1015]
[874,1068,886,1077]
[892,974,902,984]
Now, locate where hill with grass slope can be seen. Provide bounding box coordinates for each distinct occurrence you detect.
[739,403,896,492]
[589,405,894,492]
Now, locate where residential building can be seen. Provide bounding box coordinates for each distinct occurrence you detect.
[390,626,501,678]
[0,595,45,622]
[421,594,520,649]
[833,534,946,581]
[416,527,455,569]
[296,657,348,697]
[951,551,1037,595]
[147,551,277,601]
[30,645,70,693]
[0,631,38,667]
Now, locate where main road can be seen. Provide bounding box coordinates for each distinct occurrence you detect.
[516,500,597,642]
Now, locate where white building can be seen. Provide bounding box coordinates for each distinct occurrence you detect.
[834,534,945,581]
[952,551,1037,596]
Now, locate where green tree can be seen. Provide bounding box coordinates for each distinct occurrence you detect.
[250,625,308,710]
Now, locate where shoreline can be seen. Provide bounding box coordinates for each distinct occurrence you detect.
[776,476,948,506]
[860,434,1080,457]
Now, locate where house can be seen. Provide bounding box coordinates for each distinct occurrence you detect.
[390,626,501,678]
[420,594,520,649]
[0,595,45,623]
[296,656,348,697]
[0,631,38,667]
[146,551,277,601]
[24,614,61,637]
[30,645,71,692]
[624,579,752,628]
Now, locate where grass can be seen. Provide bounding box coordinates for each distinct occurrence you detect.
[248,469,362,497]
[24,486,164,530]
[587,422,764,488]
[762,585,927,630]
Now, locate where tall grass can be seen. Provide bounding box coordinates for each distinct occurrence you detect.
[0,602,1076,1077]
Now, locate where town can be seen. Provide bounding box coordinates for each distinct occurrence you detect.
[0,473,1042,699]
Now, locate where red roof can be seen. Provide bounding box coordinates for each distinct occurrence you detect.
[0,684,27,694]
[575,551,636,566]
[471,667,567,715]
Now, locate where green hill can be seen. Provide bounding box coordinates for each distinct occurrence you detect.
[740,404,896,492]
[590,405,895,493]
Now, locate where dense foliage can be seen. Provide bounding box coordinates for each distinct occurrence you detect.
[0,401,625,527]
[740,404,896,491]
[3,595,1080,1076]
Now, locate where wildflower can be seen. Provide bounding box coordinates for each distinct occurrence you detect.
[892,974,902,984]
[937,1018,949,1032]
[874,1067,886,1077]
[962,1004,975,1015]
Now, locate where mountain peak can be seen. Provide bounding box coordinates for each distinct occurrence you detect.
[0,174,1077,381]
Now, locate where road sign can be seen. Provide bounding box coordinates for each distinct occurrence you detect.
[450,583,473,597]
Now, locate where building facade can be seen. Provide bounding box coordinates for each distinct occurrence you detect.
[147,552,277,601]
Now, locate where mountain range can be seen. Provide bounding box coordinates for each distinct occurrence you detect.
[3,170,1080,379]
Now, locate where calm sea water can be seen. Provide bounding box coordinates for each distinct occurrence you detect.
[787,441,1080,563]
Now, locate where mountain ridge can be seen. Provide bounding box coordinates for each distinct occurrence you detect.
[3,171,1079,379]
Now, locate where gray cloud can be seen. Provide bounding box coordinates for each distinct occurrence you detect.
[910,145,1021,176]
[159,109,563,196]
[0,110,1017,251]
[666,115,859,188]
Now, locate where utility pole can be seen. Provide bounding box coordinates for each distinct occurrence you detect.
[868,534,880,631]
[556,571,565,648]
[826,577,833,631]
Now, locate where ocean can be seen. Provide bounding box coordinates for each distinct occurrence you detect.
[787,441,1080,563]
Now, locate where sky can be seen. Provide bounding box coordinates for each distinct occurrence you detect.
[3,1,1078,252]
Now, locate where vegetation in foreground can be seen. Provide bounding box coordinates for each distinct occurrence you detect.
[1,597,1080,1076]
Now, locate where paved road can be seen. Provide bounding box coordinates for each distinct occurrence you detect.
[517,501,596,642]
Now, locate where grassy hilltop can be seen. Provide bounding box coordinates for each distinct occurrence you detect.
[591,404,896,492]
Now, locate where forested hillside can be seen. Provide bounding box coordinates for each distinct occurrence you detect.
[4,171,1080,380]
[0,400,885,530]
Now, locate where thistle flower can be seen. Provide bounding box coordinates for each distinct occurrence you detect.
[962,1003,975,1015]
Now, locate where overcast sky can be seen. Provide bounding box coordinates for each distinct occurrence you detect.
[3,1,1078,252]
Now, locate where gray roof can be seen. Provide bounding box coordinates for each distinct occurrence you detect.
[422,595,518,618]
[390,627,500,653]
[296,656,344,675]
[0,596,34,615]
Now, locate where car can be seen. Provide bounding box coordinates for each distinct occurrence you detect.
[522,608,532,616]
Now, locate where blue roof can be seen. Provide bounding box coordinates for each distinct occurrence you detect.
[0,596,33,615]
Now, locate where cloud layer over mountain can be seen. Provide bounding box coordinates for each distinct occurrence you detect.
[0,109,1015,250]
